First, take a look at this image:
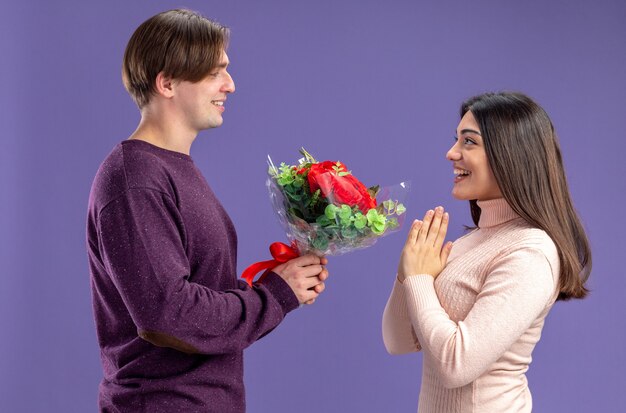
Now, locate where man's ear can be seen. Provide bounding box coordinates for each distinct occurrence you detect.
[155,72,175,98]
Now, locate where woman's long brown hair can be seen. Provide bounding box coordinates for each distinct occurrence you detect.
[463,92,591,300]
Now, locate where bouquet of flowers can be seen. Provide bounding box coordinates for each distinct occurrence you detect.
[266,148,409,256]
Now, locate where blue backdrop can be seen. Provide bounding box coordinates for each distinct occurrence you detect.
[1,0,624,411]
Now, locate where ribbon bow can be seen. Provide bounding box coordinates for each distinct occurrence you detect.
[241,242,299,287]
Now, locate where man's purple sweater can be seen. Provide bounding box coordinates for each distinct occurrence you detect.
[86,140,299,412]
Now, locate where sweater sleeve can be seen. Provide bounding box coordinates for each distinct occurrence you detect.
[97,188,299,355]
[403,247,557,388]
[382,278,422,355]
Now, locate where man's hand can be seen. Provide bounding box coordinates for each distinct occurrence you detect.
[273,255,329,305]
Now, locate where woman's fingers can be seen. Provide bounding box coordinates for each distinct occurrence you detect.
[440,241,453,264]
[426,207,444,245]
[417,210,434,243]
[398,208,451,280]
[433,211,449,249]
[406,219,422,245]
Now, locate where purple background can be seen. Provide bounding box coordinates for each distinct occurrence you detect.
[1,0,625,411]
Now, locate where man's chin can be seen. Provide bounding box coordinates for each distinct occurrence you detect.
[202,119,224,130]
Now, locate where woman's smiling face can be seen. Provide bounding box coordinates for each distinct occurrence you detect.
[446,110,503,201]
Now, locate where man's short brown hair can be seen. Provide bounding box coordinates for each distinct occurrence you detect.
[122,9,229,108]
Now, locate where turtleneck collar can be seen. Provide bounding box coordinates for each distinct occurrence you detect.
[477,198,520,228]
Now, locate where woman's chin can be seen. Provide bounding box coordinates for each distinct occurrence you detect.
[451,189,470,200]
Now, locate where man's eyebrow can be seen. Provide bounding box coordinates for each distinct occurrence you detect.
[211,62,229,71]
[459,128,481,136]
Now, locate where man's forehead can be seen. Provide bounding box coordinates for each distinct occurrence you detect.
[217,52,230,67]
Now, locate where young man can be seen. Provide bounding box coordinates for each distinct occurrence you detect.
[86,9,329,412]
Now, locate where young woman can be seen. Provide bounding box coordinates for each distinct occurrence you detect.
[382,92,591,412]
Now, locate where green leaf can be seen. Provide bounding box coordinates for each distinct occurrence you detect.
[353,213,367,229]
[378,214,388,226]
[366,208,387,234]
[338,205,352,221]
[325,204,338,220]
[322,229,340,240]
[311,235,329,251]
[372,221,386,234]
[382,200,393,211]
[341,226,358,239]
[277,176,294,186]
[396,203,406,215]
[366,208,379,225]
[316,215,332,226]
[309,189,321,209]
[387,218,399,229]
[288,207,304,220]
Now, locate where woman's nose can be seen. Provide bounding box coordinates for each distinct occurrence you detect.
[446,145,461,161]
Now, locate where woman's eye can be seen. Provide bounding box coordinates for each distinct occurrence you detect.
[453,136,475,145]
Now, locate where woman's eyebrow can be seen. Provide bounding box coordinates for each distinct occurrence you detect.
[459,128,482,136]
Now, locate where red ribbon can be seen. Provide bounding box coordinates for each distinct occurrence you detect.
[241,242,300,287]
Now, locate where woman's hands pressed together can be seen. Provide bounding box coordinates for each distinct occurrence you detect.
[397,206,453,282]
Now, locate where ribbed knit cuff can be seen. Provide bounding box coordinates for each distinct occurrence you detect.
[387,278,411,318]
[258,271,300,314]
[403,275,440,312]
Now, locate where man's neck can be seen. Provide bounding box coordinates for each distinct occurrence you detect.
[129,107,197,155]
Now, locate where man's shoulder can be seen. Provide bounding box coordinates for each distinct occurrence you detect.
[89,140,175,211]
[88,143,127,210]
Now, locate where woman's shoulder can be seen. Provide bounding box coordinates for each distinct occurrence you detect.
[507,220,556,250]
[494,220,559,272]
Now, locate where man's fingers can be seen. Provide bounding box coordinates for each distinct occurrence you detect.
[313,282,325,294]
[292,254,322,267]
[301,289,319,304]
[298,274,323,290]
[281,255,330,305]
[297,264,324,278]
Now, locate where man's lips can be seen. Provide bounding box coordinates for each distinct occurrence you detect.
[211,100,225,111]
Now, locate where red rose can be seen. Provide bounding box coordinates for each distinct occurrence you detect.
[307,161,376,213]
[307,161,346,191]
